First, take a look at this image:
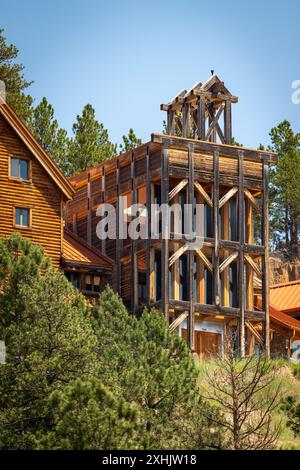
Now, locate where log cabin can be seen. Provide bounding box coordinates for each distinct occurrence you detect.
[66,75,300,359]
[0,101,113,296]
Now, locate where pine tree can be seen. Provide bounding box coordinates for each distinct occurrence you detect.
[35,378,141,450]
[92,287,213,449]
[269,120,300,253]
[0,28,33,123]
[0,234,99,449]
[119,128,142,153]
[69,104,116,175]
[29,97,71,175]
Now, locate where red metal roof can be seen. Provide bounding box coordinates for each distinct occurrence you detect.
[270,280,300,313]
[256,297,300,339]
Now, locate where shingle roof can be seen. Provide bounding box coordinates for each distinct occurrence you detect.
[62,229,113,270]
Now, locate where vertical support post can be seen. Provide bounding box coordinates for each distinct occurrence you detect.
[131,152,138,313]
[187,143,195,351]
[224,100,232,145]
[167,109,175,135]
[182,101,190,138]
[146,146,151,308]
[116,160,121,295]
[101,165,106,255]
[161,144,169,323]
[87,173,92,245]
[197,95,206,140]
[213,149,220,306]
[238,150,245,357]
[208,104,216,142]
[262,155,270,358]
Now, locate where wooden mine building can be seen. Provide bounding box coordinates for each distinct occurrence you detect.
[67,75,280,358]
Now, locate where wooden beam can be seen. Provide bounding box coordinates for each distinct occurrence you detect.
[169,244,188,267]
[197,95,206,140]
[261,155,270,358]
[224,100,232,145]
[245,320,263,346]
[116,160,121,295]
[219,187,238,209]
[182,101,190,138]
[131,152,138,313]
[161,145,170,323]
[195,248,213,272]
[238,150,245,357]
[213,149,220,305]
[244,254,262,278]
[244,188,261,213]
[206,103,225,141]
[169,311,189,333]
[146,146,151,307]
[194,181,213,207]
[101,165,106,254]
[188,143,195,351]
[219,252,239,273]
[169,178,188,201]
[167,109,175,135]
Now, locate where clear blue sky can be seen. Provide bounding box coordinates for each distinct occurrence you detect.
[1,0,300,148]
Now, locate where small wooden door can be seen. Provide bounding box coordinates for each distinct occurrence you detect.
[181,329,221,360]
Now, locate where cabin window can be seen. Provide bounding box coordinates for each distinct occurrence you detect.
[15,207,30,227]
[85,274,101,293]
[10,157,29,180]
[65,271,80,289]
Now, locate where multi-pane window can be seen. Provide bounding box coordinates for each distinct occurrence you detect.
[85,274,101,293]
[10,157,29,180]
[15,207,30,227]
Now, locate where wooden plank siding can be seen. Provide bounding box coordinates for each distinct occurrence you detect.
[0,114,65,268]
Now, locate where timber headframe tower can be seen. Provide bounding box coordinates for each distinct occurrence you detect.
[67,75,276,359]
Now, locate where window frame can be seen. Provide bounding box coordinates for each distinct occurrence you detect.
[9,156,31,182]
[13,206,32,230]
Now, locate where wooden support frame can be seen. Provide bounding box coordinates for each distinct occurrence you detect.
[187,143,195,350]
[169,244,188,267]
[219,187,238,209]
[146,146,151,307]
[195,248,213,272]
[169,311,189,333]
[244,188,261,213]
[261,155,270,358]
[224,100,232,145]
[219,252,239,273]
[116,160,121,294]
[169,179,188,201]
[101,165,106,254]
[131,152,138,313]
[161,144,170,323]
[238,150,245,357]
[197,95,206,140]
[213,149,220,306]
[194,181,213,206]
[244,254,262,278]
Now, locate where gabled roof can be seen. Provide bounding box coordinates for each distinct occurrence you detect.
[270,280,300,313]
[62,229,113,270]
[0,101,74,200]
